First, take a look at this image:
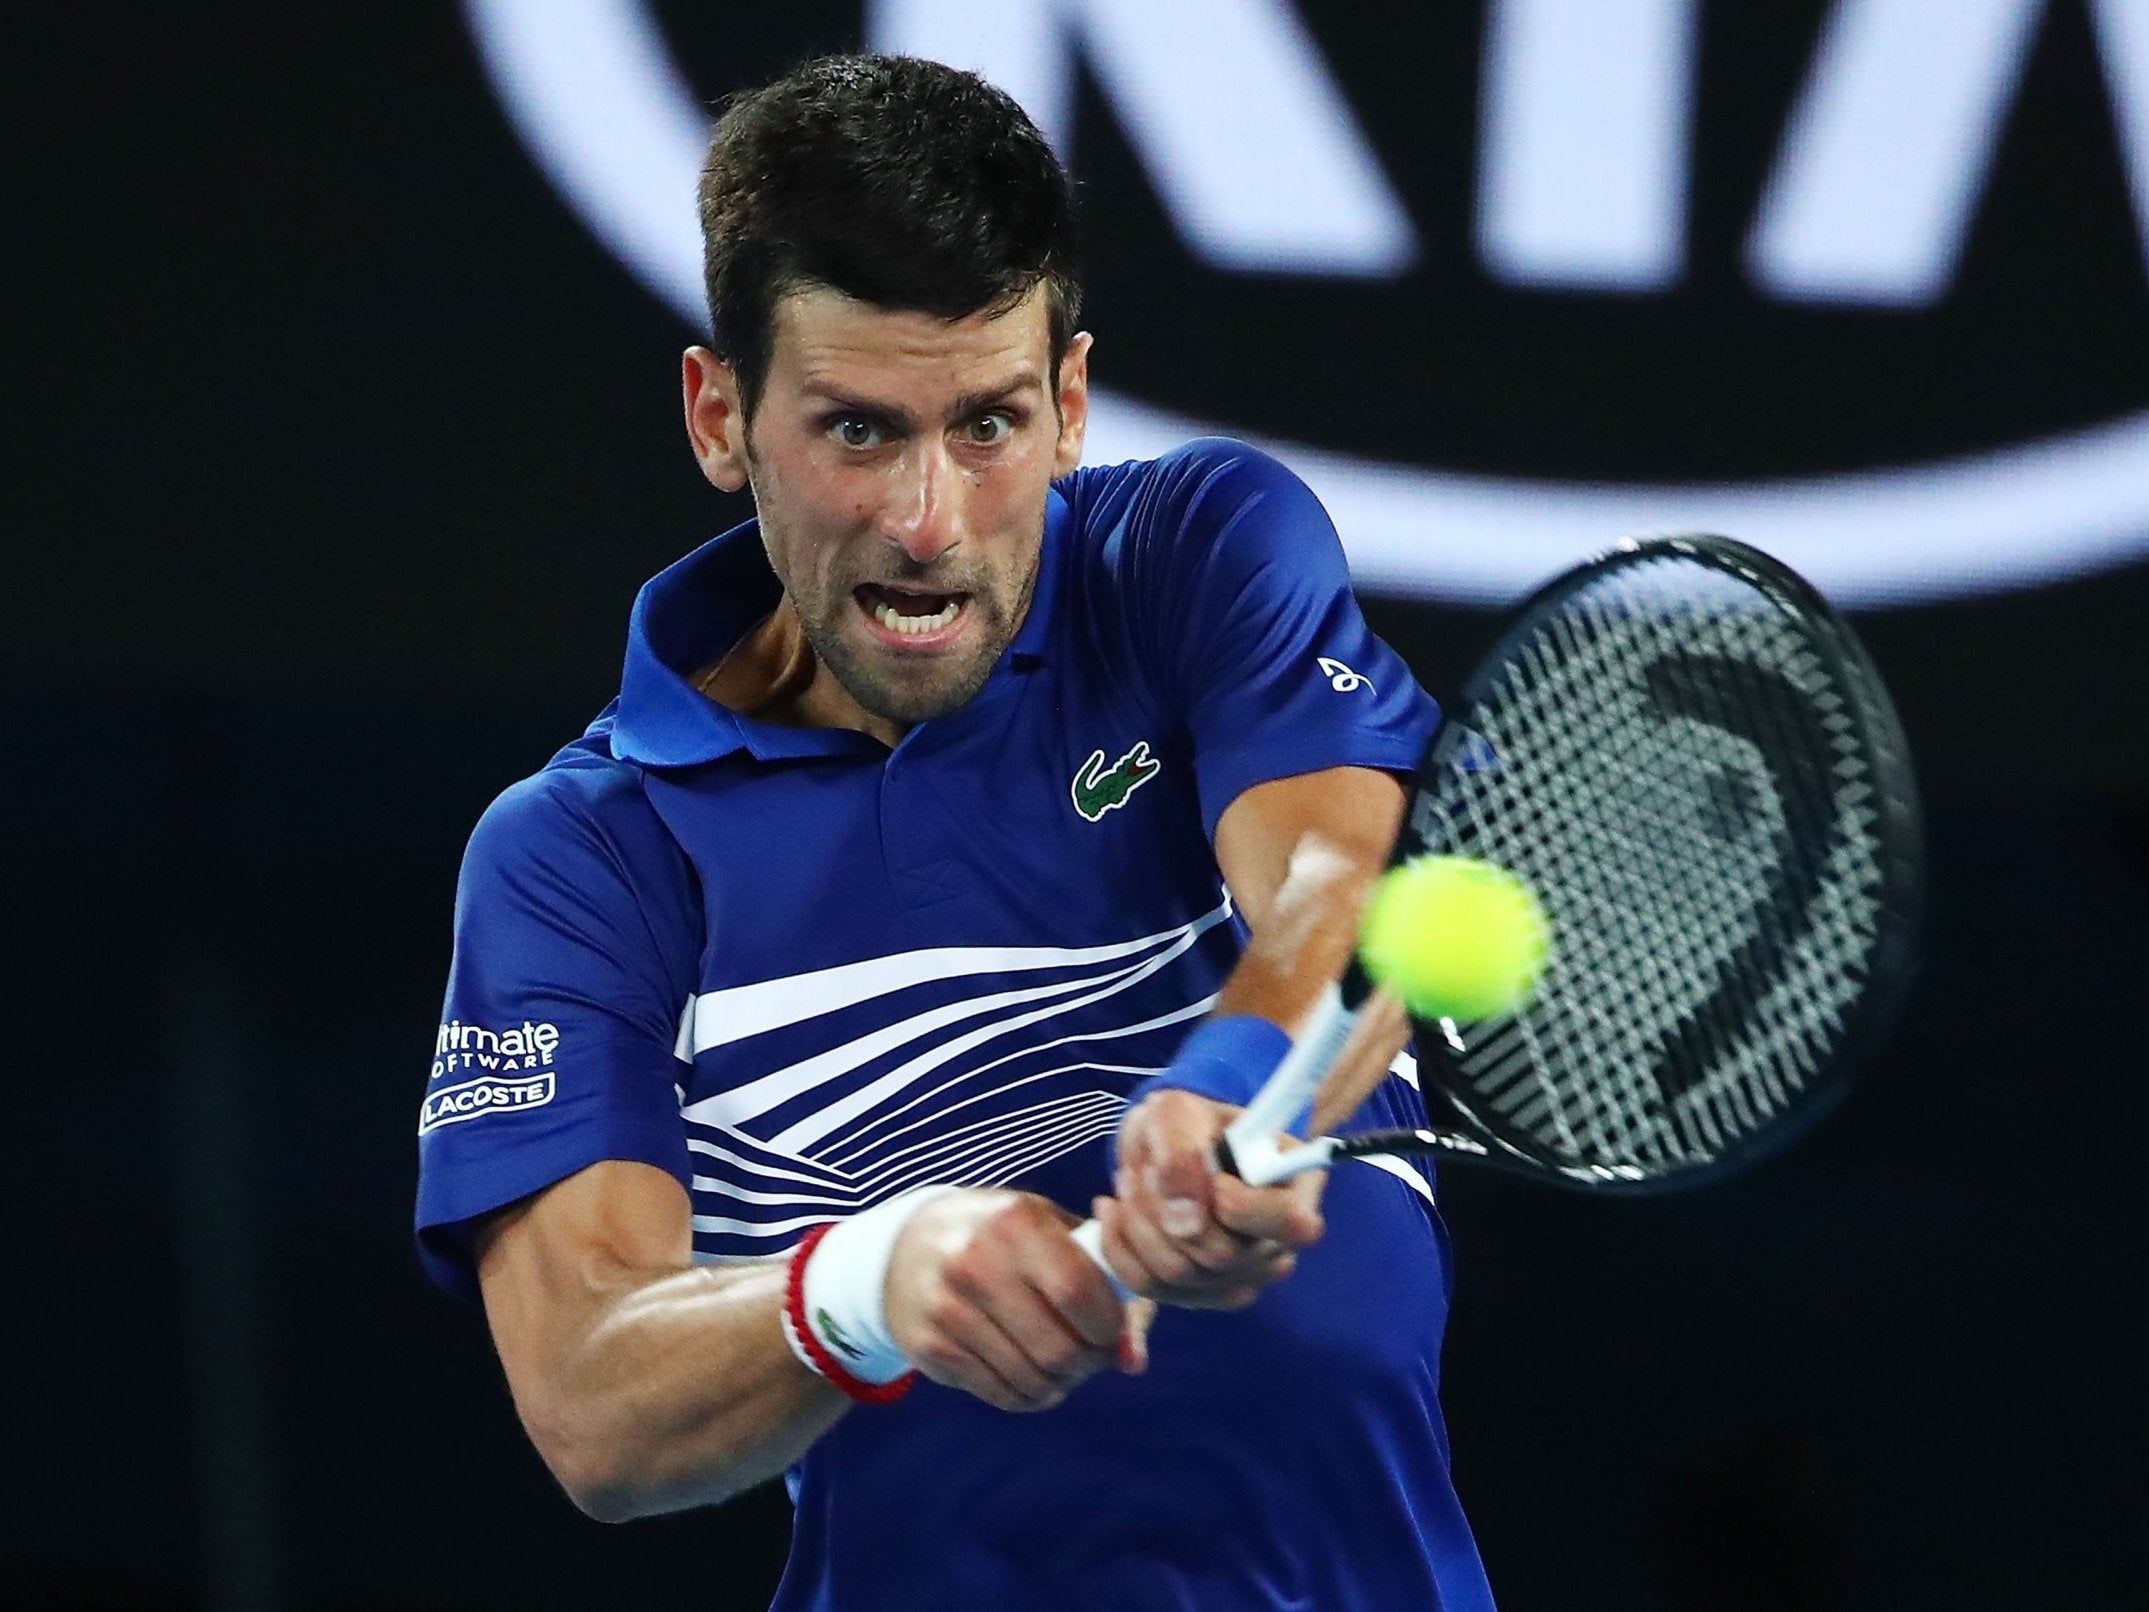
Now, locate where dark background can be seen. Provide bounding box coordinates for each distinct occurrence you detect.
[10,3,2147,1608]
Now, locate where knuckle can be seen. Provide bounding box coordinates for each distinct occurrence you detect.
[922,1294,968,1337]
[913,1333,964,1373]
[1041,1266,1103,1317]
[987,1196,1052,1246]
[1146,1091,1219,1142]
[941,1250,994,1301]
[1154,1249,1197,1287]
[1180,1238,1233,1275]
[1038,1280,1085,1322]
[1035,1338,1082,1379]
[1005,1366,1053,1404]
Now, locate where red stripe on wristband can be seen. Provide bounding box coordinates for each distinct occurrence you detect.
[784,1222,917,1405]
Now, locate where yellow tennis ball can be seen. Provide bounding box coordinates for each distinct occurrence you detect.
[1359,855,1550,1021]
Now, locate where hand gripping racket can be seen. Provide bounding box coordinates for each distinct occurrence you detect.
[1079,533,1921,1264]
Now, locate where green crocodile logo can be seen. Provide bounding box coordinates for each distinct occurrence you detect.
[1071,741,1161,822]
[815,1307,865,1360]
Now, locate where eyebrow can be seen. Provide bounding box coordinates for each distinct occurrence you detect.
[801,373,1045,432]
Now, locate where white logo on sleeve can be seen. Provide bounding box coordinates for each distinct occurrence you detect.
[420,1020,564,1134]
[419,1070,557,1134]
[432,1018,560,1076]
[1318,656,1373,693]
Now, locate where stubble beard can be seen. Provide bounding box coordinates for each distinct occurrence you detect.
[797,551,1039,728]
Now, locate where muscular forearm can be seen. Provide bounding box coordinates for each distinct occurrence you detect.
[1210,769,1403,1034]
[526,1261,846,1521]
[481,1166,1142,1523]
[1213,833,1377,1030]
[476,1168,848,1523]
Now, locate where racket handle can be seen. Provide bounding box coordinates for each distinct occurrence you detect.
[1070,991,1364,1292]
[1069,1128,1342,1298]
[1069,1216,1132,1300]
[1220,989,1356,1181]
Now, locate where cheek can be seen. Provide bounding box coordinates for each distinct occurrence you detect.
[979,462,1050,540]
[755,461,868,584]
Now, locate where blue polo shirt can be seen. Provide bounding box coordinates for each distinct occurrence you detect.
[416,438,1495,1611]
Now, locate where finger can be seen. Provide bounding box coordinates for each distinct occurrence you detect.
[940,1293,1088,1410]
[955,1237,1117,1390]
[1015,1222,1127,1353]
[1136,1092,1227,1238]
[986,1199,1124,1357]
[1146,1164,1254,1267]
[1117,1137,1251,1276]
[1112,1169,1285,1302]
[1210,1170,1327,1249]
[1104,1182,1299,1309]
[906,1309,1046,1413]
[1117,1296,1155,1374]
[1113,1160,1219,1287]
[1093,1192,1173,1297]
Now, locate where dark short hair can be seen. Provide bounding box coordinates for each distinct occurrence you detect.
[698,54,1083,416]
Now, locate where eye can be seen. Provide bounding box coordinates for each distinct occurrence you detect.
[830,415,885,449]
[962,411,1014,446]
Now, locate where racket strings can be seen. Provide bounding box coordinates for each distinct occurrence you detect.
[1425,555,1891,1180]
[1492,585,1787,1161]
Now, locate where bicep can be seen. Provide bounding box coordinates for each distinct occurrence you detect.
[1213,766,1405,931]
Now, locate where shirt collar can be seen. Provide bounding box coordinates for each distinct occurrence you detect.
[610,487,1070,769]
[1007,483,1069,667]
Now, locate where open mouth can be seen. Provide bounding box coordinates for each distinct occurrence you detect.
[857,583,967,640]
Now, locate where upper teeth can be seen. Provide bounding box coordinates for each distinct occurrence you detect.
[873,598,961,635]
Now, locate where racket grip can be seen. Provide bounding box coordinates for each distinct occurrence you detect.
[1071,991,1361,1296]
[1069,1216,1132,1300]
[1220,990,1356,1180]
[1070,1123,1342,1297]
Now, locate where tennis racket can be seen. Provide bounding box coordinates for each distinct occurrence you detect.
[1082,534,1921,1239]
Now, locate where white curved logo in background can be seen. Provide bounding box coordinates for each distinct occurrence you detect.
[464,0,2149,604]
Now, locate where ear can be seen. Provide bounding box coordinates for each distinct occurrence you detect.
[683,346,751,492]
[1051,331,1093,479]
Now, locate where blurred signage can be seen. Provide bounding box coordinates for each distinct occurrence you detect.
[466,0,2149,603]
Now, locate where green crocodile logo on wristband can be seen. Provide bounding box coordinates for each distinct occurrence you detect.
[1072,741,1161,822]
[816,1306,865,1360]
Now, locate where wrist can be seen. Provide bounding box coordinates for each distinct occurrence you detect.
[1125,1013,1296,1125]
[782,1186,959,1403]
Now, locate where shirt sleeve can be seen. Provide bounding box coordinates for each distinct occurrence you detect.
[414,756,698,1300]
[1130,438,1440,837]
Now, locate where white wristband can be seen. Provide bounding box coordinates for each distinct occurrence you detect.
[790,1186,961,1386]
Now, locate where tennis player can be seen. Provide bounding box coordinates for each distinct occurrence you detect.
[417,54,1494,1610]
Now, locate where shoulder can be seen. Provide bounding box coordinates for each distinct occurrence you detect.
[474,745,645,851]
[1057,438,1348,618]
[1058,437,1318,548]
[463,736,687,904]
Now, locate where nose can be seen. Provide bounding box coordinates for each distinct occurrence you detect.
[880,438,962,566]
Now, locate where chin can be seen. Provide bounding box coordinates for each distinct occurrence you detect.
[850,653,999,726]
[868,671,990,725]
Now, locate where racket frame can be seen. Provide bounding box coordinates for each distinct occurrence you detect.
[1369,535,1923,1193]
[1222,535,1923,1195]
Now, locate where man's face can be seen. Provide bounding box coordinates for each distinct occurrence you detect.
[689,285,1090,730]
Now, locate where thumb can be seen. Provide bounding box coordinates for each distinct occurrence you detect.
[1147,1140,1216,1239]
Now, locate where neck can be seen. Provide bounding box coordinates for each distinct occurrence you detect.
[693,600,908,748]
